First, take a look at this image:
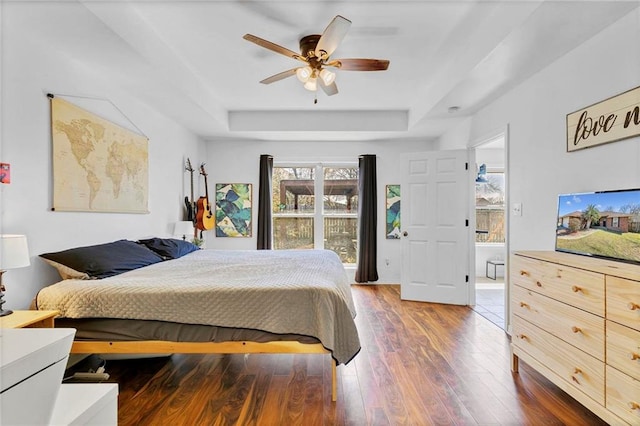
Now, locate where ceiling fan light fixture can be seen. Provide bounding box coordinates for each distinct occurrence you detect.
[304,77,318,91]
[319,68,336,85]
[296,66,313,83]
[243,15,389,97]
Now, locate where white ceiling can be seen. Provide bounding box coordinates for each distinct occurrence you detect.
[8,1,639,142]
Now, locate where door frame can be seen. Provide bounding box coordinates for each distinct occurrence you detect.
[468,124,511,333]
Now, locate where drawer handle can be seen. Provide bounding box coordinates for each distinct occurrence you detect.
[628,302,640,311]
[629,402,640,411]
[571,285,582,293]
[571,326,582,334]
[520,270,530,277]
[519,302,529,309]
[571,368,583,385]
[517,334,528,341]
[630,352,640,361]
[535,281,543,287]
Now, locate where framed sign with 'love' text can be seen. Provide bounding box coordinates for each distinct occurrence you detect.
[567,85,640,152]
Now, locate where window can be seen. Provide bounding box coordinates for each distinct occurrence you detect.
[475,171,505,243]
[272,166,315,250]
[272,164,358,264]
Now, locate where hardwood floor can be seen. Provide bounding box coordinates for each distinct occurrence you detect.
[105,285,606,425]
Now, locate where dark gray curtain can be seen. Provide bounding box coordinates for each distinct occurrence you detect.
[257,154,273,250]
[355,154,379,282]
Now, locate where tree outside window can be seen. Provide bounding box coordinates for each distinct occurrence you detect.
[475,171,505,243]
[272,165,358,264]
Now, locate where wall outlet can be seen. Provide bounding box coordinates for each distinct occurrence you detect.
[512,202,522,216]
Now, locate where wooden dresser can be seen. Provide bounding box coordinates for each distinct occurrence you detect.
[511,251,640,425]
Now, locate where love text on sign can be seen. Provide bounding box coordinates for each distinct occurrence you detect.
[567,86,640,152]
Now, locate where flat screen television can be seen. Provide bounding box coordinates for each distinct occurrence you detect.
[556,188,640,265]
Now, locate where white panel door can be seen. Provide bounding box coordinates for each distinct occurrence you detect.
[400,150,470,305]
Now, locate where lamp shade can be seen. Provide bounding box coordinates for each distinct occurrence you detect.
[0,235,30,270]
[173,221,195,239]
[296,66,313,83]
[304,77,318,92]
[319,69,336,85]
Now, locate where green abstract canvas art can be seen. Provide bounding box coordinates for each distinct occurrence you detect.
[215,183,252,237]
[386,184,401,239]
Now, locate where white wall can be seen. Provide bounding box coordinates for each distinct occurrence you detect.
[476,148,504,172]
[441,8,640,254]
[1,8,204,309]
[201,139,435,283]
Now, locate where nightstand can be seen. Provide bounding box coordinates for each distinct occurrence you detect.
[0,310,58,328]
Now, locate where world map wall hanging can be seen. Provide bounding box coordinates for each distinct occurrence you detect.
[50,97,149,213]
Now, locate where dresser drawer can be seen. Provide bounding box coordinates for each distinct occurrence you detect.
[607,276,640,332]
[607,320,640,381]
[512,315,605,405]
[606,365,640,425]
[512,285,605,361]
[511,254,604,316]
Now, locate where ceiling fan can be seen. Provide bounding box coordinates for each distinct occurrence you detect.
[243,15,390,98]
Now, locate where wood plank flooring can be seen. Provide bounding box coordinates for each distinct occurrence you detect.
[104,285,606,425]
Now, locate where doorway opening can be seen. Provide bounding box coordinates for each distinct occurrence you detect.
[473,135,506,329]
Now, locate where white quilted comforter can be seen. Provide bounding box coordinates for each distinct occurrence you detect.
[36,249,360,364]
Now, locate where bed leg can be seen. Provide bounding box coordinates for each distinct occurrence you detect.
[331,358,337,402]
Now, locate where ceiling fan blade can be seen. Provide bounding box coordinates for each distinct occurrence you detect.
[260,68,298,84]
[319,80,338,96]
[327,58,390,71]
[243,34,307,63]
[315,15,352,60]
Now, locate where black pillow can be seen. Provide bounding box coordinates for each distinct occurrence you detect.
[40,240,164,279]
[138,237,199,260]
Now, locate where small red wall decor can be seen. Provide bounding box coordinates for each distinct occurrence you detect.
[0,163,10,184]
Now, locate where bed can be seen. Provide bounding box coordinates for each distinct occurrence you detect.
[35,239,361,400]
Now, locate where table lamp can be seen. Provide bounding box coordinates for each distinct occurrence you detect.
[0,234,30,316]
[173,221,195,241]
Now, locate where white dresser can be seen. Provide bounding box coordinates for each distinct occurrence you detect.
[0,328,75,425]
[0,328,118,425]
[511,251,640,425]
[50,384,118,425]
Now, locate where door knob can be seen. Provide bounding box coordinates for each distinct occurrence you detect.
[403,231,408,237]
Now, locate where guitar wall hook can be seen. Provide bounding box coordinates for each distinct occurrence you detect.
[184,158,197,226]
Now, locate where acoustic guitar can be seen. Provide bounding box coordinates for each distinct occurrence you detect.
[196,163,215,230]
[184,158,197,223]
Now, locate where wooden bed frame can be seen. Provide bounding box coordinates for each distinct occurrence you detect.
[71,340,338,401]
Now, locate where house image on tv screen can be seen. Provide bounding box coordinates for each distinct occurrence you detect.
[559,210,632,232]
[555,188,640,264]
